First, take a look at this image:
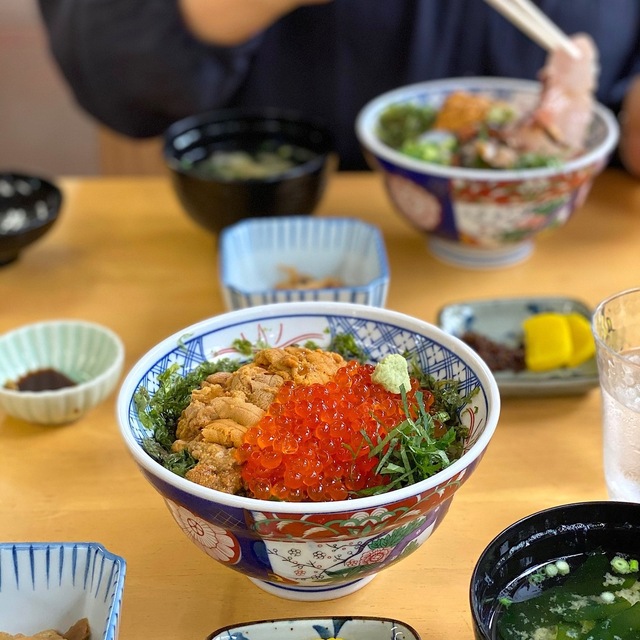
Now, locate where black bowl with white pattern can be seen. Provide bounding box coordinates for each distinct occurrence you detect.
[0,172,63,266]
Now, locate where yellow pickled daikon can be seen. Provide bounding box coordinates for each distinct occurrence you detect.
[566,311,596,367]
[523,313,572,372]
[522,311,595,372]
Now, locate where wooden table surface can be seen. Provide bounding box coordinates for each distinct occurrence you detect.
[1,169,640,639]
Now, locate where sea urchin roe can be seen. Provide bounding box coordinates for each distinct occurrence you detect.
[235,360,426,502]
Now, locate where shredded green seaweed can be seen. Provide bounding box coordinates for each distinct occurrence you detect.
[327,332,369,363]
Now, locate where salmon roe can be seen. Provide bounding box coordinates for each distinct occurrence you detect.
[236,361,431,502]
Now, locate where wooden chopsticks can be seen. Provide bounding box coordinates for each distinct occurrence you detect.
[483,0,581,58]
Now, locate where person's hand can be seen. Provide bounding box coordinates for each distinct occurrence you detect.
[618,75,640,178]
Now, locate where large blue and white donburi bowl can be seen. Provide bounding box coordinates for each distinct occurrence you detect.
[117,301,500,601]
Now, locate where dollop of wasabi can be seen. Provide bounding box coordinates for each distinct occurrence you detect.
[372,353,411,394]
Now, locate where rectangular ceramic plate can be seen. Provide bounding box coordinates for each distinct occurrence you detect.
[206,617,421,640]
[437,296,599,397]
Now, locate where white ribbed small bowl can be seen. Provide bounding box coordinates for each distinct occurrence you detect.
[0,320,125,425]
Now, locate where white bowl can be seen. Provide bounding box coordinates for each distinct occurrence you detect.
[0,319,125,424]
[356,77,619,269]
[117,301,500,601]
[219,216,390,309]
[0,542,126,639]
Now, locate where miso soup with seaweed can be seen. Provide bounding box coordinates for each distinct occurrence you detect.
[495,552,640,640]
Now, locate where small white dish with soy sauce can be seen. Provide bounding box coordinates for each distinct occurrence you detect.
[437,296,599,397]
[0,319,124,424]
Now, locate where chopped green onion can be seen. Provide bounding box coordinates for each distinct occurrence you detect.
[611,556,631,574]
[544,563,559,578]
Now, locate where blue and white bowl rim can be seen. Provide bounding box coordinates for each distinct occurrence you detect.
[355,76,620,181]
[117,301,501,514]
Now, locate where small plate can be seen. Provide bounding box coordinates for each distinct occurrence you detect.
[206,617,421,640]
[437,296,599,397]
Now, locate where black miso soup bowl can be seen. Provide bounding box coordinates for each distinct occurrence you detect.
[163,108,336,234]
[470,501,640,640]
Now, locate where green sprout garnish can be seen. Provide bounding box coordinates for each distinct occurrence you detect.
[231,337,270,355]
[232,338,254,356]
[355,384,468,497]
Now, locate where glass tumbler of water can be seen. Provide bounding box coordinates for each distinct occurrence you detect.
[593,288,640,502]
